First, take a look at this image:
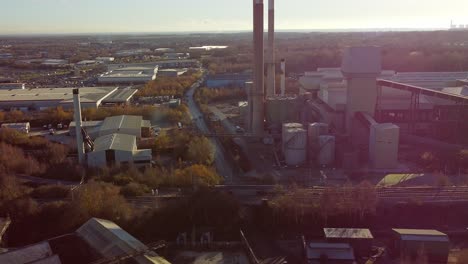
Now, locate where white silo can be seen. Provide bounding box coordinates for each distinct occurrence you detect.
[284,128,307,166]
[282,123,303,153]
[318,135,335,166]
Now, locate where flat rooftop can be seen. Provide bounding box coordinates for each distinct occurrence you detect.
[0,87,117,103]
[324,228,374,239]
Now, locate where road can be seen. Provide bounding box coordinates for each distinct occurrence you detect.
[185,72,235,182]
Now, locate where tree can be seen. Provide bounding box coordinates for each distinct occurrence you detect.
[187,137,215,165]
[154,131,171,151]
[71,181,132,223]
[175,164,222,187]
[7,110,25,122]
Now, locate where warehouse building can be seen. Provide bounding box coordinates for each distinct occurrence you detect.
[206,73,252,88]
[158,68,188,77]
[87,133,152,168]
[1,122,30,134]
[68,120,103,137]
[99,115,152,138]
[70,115,152,139]
[0,87,118,111]
[107,60,200,71]
[101,87,138,106]
[323,228,374,257]
[391,229,449,263]
[77,218,169,264]
[0,241,62,264]
[0,83,25,90]
[98,66,158,84]
[306,243,355,264]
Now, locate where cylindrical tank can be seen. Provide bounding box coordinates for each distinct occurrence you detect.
[284,128,307,166]
[318,135,335,166]
[282,123,303,154]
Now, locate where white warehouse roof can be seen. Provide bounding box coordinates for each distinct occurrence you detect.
[93,133,137,152]
[99,115,143,138]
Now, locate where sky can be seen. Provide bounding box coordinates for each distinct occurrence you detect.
[1,0,468,34]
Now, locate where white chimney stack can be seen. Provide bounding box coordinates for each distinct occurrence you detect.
[280,59,286,96]
[73,88,85,165]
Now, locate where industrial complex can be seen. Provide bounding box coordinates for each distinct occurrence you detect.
[0,1,468,264]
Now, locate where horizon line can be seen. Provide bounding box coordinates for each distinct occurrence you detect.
[0,27,448,37]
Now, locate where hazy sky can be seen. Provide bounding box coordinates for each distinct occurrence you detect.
[1,0,468,34]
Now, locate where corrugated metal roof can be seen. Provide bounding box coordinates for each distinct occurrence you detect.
[393,229,449,242]
[324,228,374,239]
[100,115,142,134]
[77,218,169,264]
[103,88,138,103]
[93,133,136,152]
[0,241,56,264]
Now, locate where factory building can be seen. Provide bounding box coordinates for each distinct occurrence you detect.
[158,68,188,77]
[69,115,151,139]
[115,49,151,57]
[0,241,62,264]
[95,57,115,63]
[101,87,138,106]
[77,218,169,263]
[0,83,25,90]
[0,87,118,111]
[323,228,374,258]
[391,229,449,263]
[107,60,200,71]
[99,115,152,138]
[306,243,355,264]
[98,66,158,84]
[162,52,190,60]
[68,120,103,137]
[206,73,252,88]
[1,122,30,134]
[87,133,152,168]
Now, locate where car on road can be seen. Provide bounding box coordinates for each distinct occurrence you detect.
[235,126,245,133]
[49,129,55,135]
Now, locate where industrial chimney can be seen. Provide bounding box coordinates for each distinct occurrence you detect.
[280,59,286,95]
[73,88,85,165]
[266,0,275,96]
[251,0,265,136]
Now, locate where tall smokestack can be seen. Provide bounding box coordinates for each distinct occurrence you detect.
[280,59,286,96]
[73,88,85,165]
[252,0,265,136]
[266,0,275,96]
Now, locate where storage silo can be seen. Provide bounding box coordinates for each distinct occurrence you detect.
[318,135,335,166]
[284,127,307,166]
[282,123,303,153]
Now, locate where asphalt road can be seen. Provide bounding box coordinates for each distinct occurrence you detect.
[185,73,235,182]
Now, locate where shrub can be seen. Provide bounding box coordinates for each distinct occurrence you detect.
[120,182,149,197]
[31,185,70,199]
